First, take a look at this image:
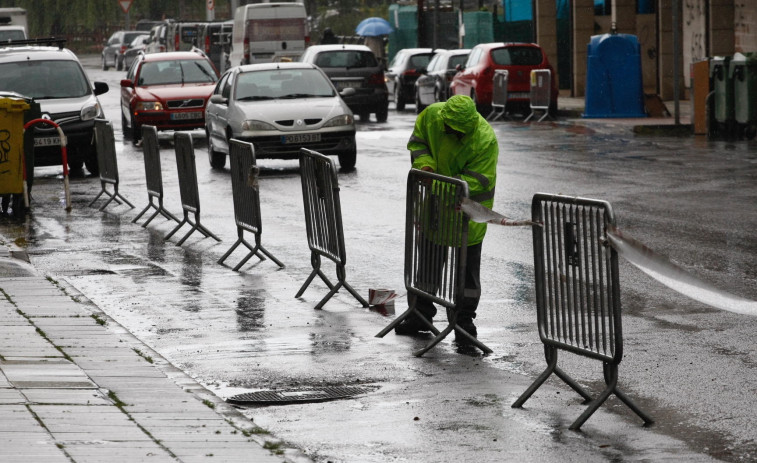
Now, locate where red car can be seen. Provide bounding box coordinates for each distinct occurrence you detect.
[120,50,219,143]
[450,42,558,116]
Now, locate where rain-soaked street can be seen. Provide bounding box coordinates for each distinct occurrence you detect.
[1,58,756,462]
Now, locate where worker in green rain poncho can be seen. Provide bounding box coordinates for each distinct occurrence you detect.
[395,95,499,344]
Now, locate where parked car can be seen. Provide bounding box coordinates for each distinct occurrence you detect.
[102,30,143,71]
[449,42,558,116]
[385,48,434,111]
[299,44,389,122]
[205,62,357,169]
[120,50,219,144]
[414,48,470,113]
[0,38,109,174]
[122,34,149,71]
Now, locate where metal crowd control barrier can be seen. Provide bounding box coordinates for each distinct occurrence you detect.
[296,148,368,310]
[512,193,653,430]
[164,132,221,246]
[218,139,285,271]
[487,69,509,121]
[132,125,180,227]
[375,169,492,357]
[89,119,135,212]
[525,69,553,122]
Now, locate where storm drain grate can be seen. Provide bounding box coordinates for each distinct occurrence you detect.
[227,386,377,405]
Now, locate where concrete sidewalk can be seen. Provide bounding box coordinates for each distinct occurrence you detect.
[0,244,307,463]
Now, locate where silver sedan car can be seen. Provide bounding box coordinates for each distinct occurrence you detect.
[205,62,357,169]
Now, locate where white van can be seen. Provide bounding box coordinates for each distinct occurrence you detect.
[0,8,28,40]
[230,2,309,66]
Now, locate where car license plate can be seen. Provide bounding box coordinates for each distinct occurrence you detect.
[508,92,529,99]
[282,133,321,144]
[170,111,203,120]
[335,80,361,90]
[34,136,61,147]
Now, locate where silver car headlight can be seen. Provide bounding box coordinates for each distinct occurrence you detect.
[80,102,101,121]
[242,120,276,131]
[136,101,163,111]
[323,114,354,127]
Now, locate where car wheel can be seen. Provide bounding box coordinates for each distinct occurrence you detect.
[394,83,405,111]
[121,111,131,138]
[68,159,85,174]
[375,103,388,123]
[337,146,356,170]
[415,89,426,114]
[116,55,123,71]
[208,135,226,169]
[471,90,490,116]
[359,112,370,122]
[102,56,109,71]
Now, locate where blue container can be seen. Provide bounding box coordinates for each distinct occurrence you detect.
[583,33,647,118]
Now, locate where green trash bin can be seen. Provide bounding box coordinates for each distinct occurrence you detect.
[729,52,757,139]
[710,56,734,124]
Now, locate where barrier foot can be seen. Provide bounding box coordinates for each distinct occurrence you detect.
[375,303,437,338]
[413,323,455,357]
[554,366,593,403]
[164,215,188,240]
[218,238,245,266]
[132,203,152,224]
[313,281,342,310]
[258,245,285,269]
[614,388,654,426]
[512,346,559,408]
[341,280,369,307]
[88,190,106,207]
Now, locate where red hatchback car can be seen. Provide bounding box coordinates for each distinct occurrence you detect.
[450,42,558,116]
[120,50,219,143]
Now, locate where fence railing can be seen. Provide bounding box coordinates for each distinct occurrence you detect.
[218,139,285,270]
[132,125,180,227]
[512,193,653,430]
[525,69,553,122]
[376,169,492,356]
[164,132,221,246]
[89,119,134,212]
[295,148,368,310]
[487,69,509,122]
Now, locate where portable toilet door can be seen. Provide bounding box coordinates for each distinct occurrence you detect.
[583,33,647,118]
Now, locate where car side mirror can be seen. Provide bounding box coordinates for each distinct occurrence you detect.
[210,94,228,105]
[120,79,134,89]
[455,64,464,72]
[93,81,109,96]
[339,87,357,97]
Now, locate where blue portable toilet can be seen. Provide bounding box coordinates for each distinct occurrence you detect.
[583,33,647,118]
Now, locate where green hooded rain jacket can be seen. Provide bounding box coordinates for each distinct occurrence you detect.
[407,95,499,245]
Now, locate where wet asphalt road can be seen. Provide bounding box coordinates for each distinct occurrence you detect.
[1,57,756,462]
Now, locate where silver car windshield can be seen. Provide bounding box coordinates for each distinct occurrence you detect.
[137,59,218,86]
[0,59,91,99]
[234,68,335,101]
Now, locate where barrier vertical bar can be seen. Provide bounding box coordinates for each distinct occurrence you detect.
[89,119,135,211]
[486,69,509,121]
[375,169,492,357]
[512,193,653,430]
[218,139,284,270]
[295,148,367,310]
[132,125,180,227]
[524,69,553,122]
[164,132,221,246]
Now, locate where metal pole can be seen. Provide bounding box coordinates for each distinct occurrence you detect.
[433,0,439,49]
[672,0,681,125]
[418,0,425,47]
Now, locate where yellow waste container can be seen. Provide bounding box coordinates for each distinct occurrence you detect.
[0,97,31,196]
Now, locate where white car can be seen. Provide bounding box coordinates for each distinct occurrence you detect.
[0,39,109,174]
[205,62,357,169]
